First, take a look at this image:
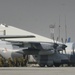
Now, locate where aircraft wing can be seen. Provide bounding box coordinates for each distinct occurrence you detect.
[0,35,35,39]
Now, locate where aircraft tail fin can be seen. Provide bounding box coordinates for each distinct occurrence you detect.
[67,37,71,42]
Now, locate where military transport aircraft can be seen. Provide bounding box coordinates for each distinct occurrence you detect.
[4,40,69,67]
[0,35,69,67]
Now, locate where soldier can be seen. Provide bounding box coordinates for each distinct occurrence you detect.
[24,55,28,67]
[8,58,13,67]
[0,57,3,67]
[17,57,22,67]
[13,58,18,67]
[21,57,24,67]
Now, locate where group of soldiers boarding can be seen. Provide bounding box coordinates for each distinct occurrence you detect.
[0,57,28,67]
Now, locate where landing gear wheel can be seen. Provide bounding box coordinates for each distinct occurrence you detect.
[47,64,53,67]
[54,63,60,67]
[39,64,45,67]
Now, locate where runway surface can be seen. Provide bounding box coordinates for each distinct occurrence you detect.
[0,67,75,75]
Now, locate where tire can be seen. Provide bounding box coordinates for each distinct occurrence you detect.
[47,64,53,67]
[54,63,60,67]
[39,64,45,67]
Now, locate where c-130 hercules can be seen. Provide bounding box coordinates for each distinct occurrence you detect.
[0,35,68,67]
[0,24,69,67]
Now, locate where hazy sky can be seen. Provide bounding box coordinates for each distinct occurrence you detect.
[0,0,75,42]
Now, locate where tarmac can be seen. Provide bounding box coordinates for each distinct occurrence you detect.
[0,67,75,75]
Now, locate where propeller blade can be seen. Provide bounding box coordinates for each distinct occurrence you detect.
[61,44,67,50]
[57,44,67,51]
[53,43,59,49]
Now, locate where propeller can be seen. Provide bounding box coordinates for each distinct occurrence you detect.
[51,37,67,52]
[53,43,59,49]
[57,44,67,52]
[49,43,59,53]
[61,44,67,50]
[51,41,67,53]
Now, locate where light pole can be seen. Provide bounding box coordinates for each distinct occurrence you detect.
[58,16,61,42]
[65,16,67,43]
[49,24,55,42]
